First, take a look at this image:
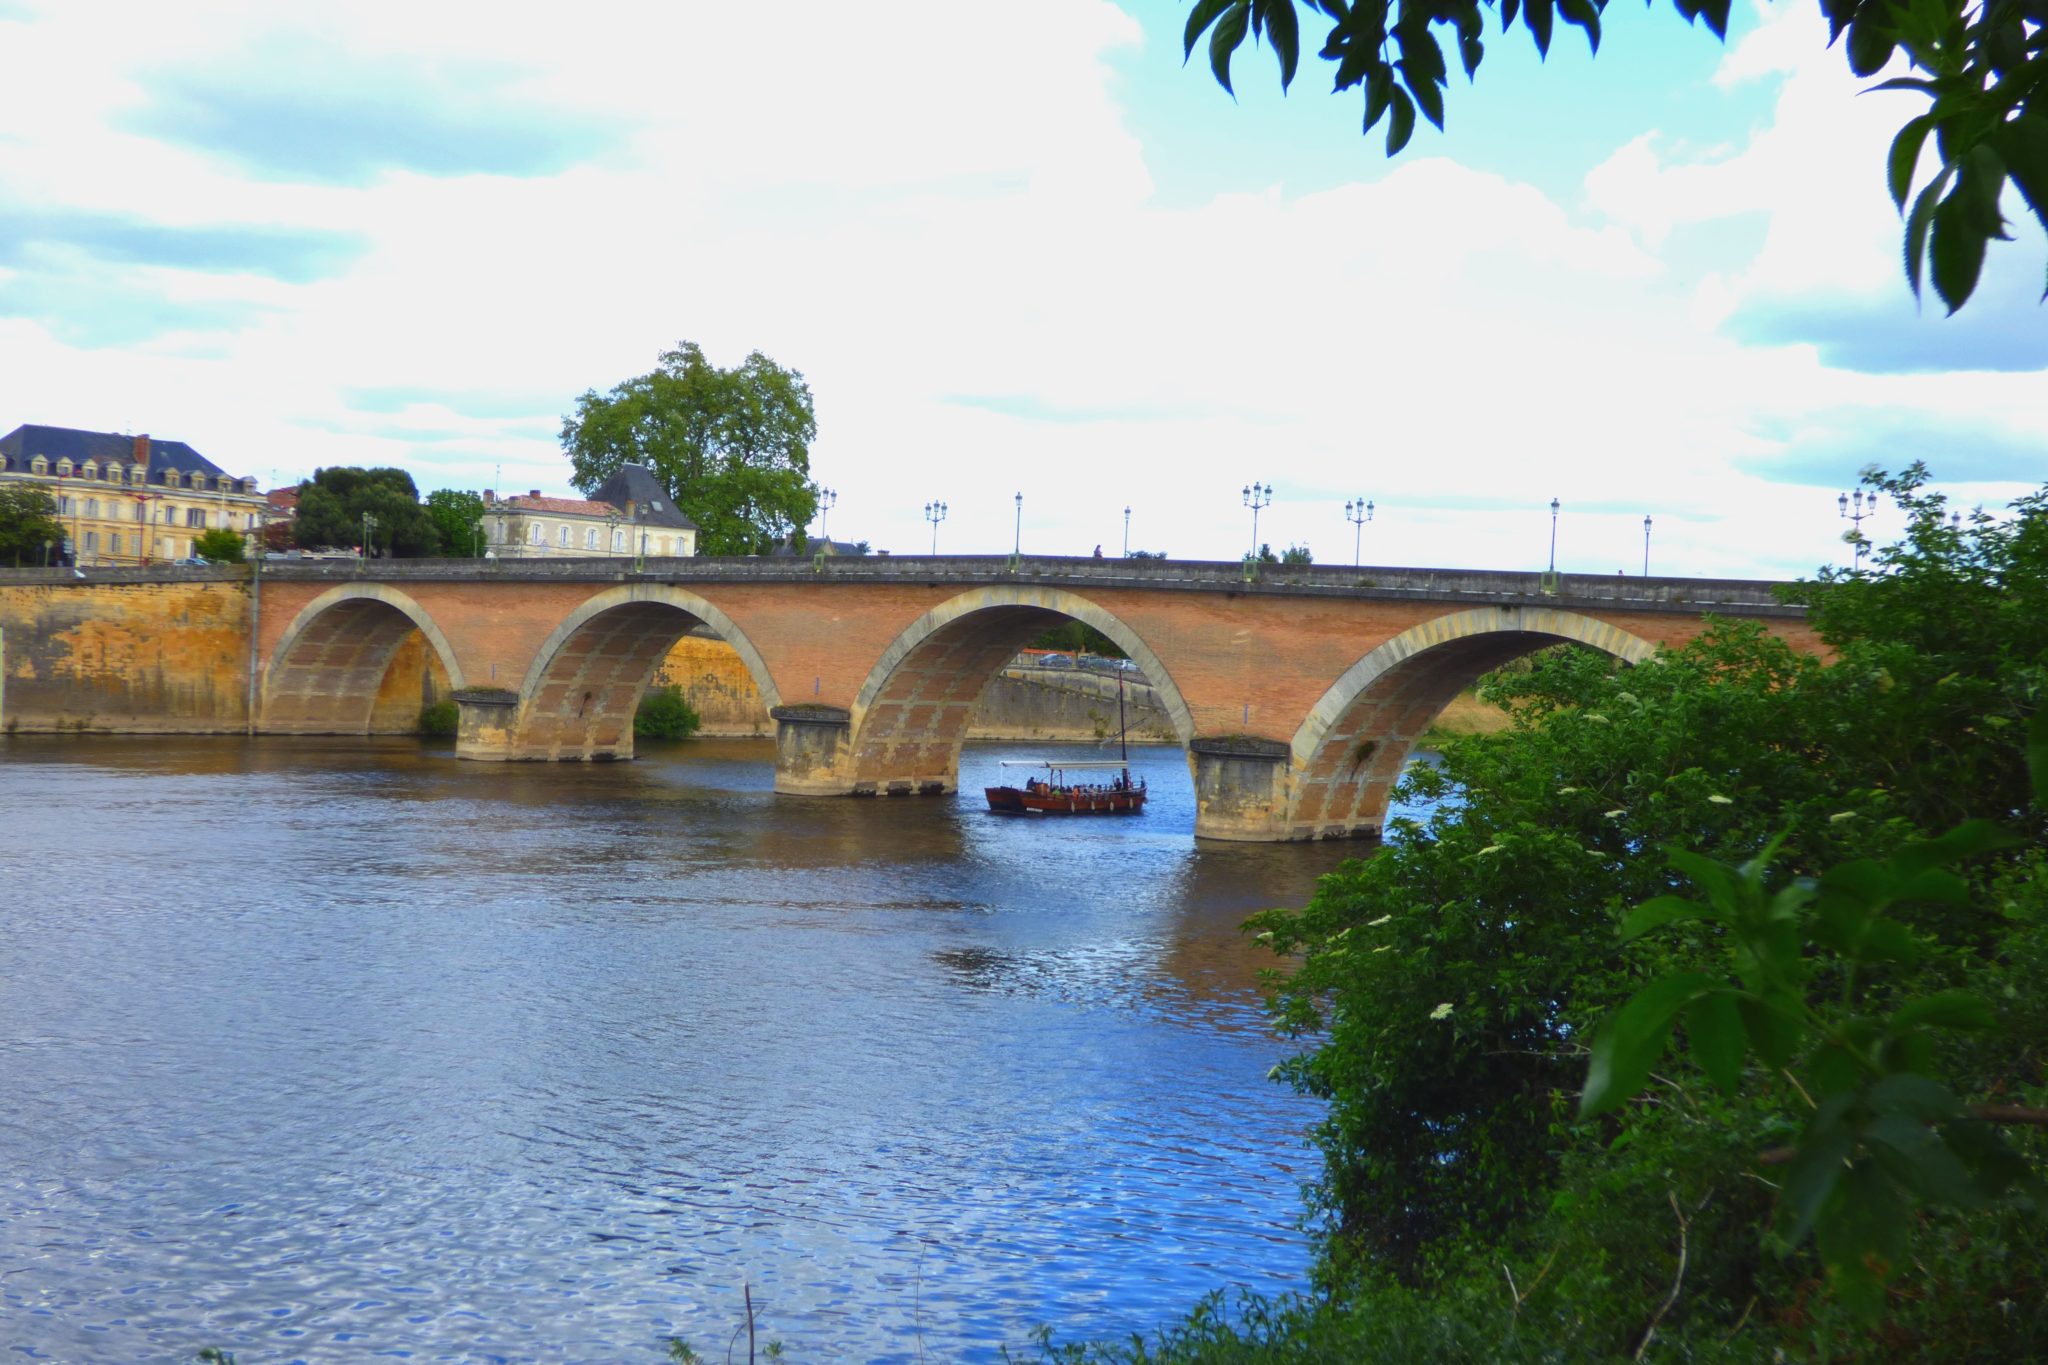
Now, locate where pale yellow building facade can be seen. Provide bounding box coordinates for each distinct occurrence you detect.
[0,424,267,565]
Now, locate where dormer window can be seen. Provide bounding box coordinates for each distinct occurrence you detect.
[131,465,146,485]
[31,456,48,475]
[164,470,181,488]
[651,500,664,511]
[56,459,73,477]
[82,461,98,480]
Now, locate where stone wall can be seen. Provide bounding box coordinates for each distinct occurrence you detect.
[0,577,253,733]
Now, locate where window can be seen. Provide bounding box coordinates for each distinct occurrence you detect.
[56,459,72,476]
[163,470,181,488]
[132,465,146,485]
[107,534,120,556]
[84,498,98,518]
[529,522,545,546]
[84,531,98,554]
[612,529,625,552]
[186,507,207,529]
[30,456,47,474]
[58,495,72,515]
[558,525,570,548]
[651,500,664,511]
[82,461,98,480]
[585,527,598,550]
[132,502,145,522]
[162,503,178,523]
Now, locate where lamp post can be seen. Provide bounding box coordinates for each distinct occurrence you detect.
[605,511,619,560]
[1122,505,1131,557]
[1547,498,1560,574]
[1839,488,1879,569]
[1242,482,1272,559]
[40,538,52,568]
[924,499,947,554]
[818,487,837,541]
[1642,515,1652,577]
[1013,491,1022,556]
[473,518,485,558]
[360,511,378,572]
[1344,496,1374,567]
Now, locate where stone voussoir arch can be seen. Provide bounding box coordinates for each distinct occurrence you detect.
[1289,604,1658,772]
[513,581,784,714]
[849,584,1196,743]
[265,582,468,704]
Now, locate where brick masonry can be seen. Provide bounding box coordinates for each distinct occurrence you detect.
[0,559,1821,839]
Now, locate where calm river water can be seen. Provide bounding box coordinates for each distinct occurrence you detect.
[0,736,1409,1363]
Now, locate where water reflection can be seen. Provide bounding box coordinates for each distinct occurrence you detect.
[0,735,1399,1363]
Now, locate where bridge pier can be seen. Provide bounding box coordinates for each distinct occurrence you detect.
[771,704,855,795]
[1187,737,1305,841]
[452,687,522,760]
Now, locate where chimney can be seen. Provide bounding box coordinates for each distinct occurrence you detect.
[482,489,494,506]
[133,433,150,464]
[529,489,541,498]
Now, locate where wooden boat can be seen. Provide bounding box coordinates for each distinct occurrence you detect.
[984,664,1147,816]
[985,760,1148,815]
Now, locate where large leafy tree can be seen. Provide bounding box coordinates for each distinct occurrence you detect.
[293,467,441,558]
[1184,0,2047,313]
[560,341,818,556]
[0,483,66,565]
[424,489,486,558]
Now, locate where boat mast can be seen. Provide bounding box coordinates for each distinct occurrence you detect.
[1118,665,1128,764]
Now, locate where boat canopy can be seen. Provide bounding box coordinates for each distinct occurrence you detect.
[997,760,1133,769]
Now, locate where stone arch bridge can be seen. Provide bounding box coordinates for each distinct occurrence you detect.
[249,555,1816,841]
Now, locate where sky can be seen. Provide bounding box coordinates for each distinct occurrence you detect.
[0,0,2040,578]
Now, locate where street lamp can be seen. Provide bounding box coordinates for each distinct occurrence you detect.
[818,487,837,541]
[1642,515,1653,577]
[1013,491,1022,556]
[361,511,379,570]
[473,518,485,558]
[1839,488,1879,569]
[1547,498,1560,574]
[40,538,52,568]
[1242,482,1273,559]
[924,499,947,554]
[1344,497,1374,567]
[1122,505,1131,557]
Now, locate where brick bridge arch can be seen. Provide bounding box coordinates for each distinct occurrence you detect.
[497,584,784,761]
[822,586,1198,795]
[265,584,466,733]
[1280,606,1656,839]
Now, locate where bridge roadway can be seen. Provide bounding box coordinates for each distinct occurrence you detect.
[11,554,1819,841]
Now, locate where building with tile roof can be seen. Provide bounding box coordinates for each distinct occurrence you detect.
[0,424,267,565]
[482,464,699,559]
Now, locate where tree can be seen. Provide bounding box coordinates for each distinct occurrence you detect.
[1281,542,1313,565]
[191,527,245,563]
[0,483,65,566]
[293,468,441,558]
[1183,0,2047,313]
[560,341,818,556]
[424,489,486,558]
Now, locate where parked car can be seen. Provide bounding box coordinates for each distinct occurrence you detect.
[1037,653,1075,669]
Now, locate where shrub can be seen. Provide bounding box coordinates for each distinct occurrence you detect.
[417,700,458,737]
[192,527,246,563]
[635,684,701,740]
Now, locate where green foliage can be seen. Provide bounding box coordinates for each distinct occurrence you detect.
[635,684,702,741]
[665,1338,701,1363]
[1126,549,1167,560]
[191,527,246,563]
[1280,543,1312,565]
[561,341,817,556]
[1228,465,2046,1352]
[424,488,486,557]
[1183,0,2048,312]
[293,467,441,557]
[418,700,458,737]
[1029,619,1127,658]
[0,482,65,564]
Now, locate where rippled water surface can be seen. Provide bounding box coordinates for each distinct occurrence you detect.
[0,736,1407,1363]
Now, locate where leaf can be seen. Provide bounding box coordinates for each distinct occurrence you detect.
[1362,64,1394,131]
[1738,992,1804,1067]
[1667,846,1743,913]
[1891,819,2020,875]
[1579,972,1721,1117]
[2032,708,2048,811]
[1263,0,1301,89]
[1386,84,1416,155]
[1697,0,1732,37]
[1687,991,1745,1095]
[1402,60,1446,130]
[1814,1159,1906,1318]
[1620,894,1710,941]
[1903,167,1950,298]
[1556,0,1601,53]
[1183,0,1238,59]
[1891,988,1995,1032]
[1781,1095,1858,1243]
[1888,114,1935,210]
[1524,0,1554,58]
[1209,2,1251,95]
[1995,114,2048,234]
[1845,8,1896,76]
[1929,179,1990,313]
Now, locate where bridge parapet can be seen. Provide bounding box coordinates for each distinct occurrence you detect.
[0,555,1805,616]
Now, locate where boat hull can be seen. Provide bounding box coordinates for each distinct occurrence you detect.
[984,785,1147,815]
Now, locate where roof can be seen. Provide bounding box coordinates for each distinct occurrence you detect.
[0,423,248,489]
[770,536,865,557]
[266,487,300,512]
[498,493,617,518]
[591,464,698,529]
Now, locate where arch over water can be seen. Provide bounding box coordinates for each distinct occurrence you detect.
[1285,606,1656,836]
[264,584,465,733]
[846,586,1195,791]
[510,583,782,760]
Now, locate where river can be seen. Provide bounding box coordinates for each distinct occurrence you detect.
[0,736,1415,1363]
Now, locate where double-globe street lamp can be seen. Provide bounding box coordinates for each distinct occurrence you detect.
[1643,515,1652,577]
[818,487,837,542]
[1343,496,1374,567]
[924,499,948,554]
[1242,482,1273,559]
[1122,505,1131,557]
